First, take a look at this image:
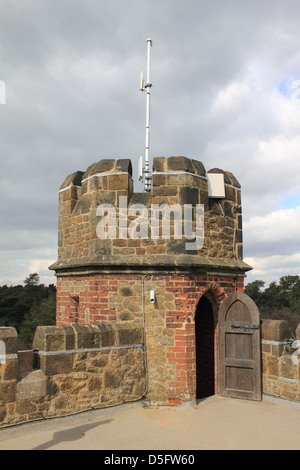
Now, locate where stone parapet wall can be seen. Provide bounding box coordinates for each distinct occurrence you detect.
[0,324,145,427]
[261,320,300,401]
[0,318,299,426]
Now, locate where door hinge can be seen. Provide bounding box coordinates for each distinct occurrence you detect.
[231,324,259,331]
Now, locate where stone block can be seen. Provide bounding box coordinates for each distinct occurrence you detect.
[225,186,236,202]
[191,159,206,177]
[261,320,291,342]
[96,324,116,348]
[59,171,84,192]
[221,200,233,218]
[16,370,46,400]
[166,239,196,255]
[116,323,143,346]
[267,355,279,376]
[225,171,241,188]
[89,239,112,257]
[71,193,92,214]
[88,375,103,391]
[271,342,287,357]
[0,327,18,354]
[88,175,107,191]
[130,192,151,207]
[92,191,116,206]
[199,189,209,209]
[73,325,101,349]
[153,157,165,172]
[152,174,166,186]
[167,156,195,173]
[115,158,132,176]
[15,399,37,416]
[152,185,178,197]
[33,326,65,352]
[179,187,199,205]
[108,174,130,190]
[280,356,297,380]
[64,326,76,350]
[3,359,18,381]
[39,353,73,376]
[0,381,16,404]
[84,159,115,178]
[104,367,123,388]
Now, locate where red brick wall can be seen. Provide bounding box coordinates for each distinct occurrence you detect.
[163,274,244,404]
[56,275,119,325]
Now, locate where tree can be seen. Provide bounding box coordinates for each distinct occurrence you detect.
[24,273,40,287]
[289,278,300,315]
[244,280,265,304]
[0,273,56,340]
[245,276,300,335]
[18,293,56,349]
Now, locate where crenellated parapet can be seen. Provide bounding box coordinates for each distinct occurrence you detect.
[50,156,249,277]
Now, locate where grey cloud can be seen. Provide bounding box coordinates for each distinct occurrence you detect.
[1,0,300,284]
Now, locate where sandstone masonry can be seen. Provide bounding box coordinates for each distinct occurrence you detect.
[0,319,298,426]
[0,324,145,426]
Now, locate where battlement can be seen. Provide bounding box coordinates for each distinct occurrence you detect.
[50,156,250,276]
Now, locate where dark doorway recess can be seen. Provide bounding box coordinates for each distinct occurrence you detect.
[195,295,215,399]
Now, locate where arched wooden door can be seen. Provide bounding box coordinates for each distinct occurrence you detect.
[219,291,262,401]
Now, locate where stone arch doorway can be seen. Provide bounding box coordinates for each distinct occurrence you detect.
[195,295,215,399]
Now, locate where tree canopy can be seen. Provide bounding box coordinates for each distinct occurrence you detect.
[0,273,299,349]
[245,275,300,334]
[0,274,56,349]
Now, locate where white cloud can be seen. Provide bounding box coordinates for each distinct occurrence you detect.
[243,205,300,284]
[0,248,57,286]
[244,206,300,249]
[212,81,251,114]
[245,253,300,286]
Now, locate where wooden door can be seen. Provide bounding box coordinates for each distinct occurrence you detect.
[219,291,261,401]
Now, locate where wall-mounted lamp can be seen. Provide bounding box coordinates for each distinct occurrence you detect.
[150,290,155,304]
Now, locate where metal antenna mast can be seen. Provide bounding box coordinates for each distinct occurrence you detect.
[139,38,153,192]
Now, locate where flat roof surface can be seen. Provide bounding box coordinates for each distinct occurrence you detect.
[0,395,299,450]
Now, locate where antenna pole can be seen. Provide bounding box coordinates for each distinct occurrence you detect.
[144,38,152,192]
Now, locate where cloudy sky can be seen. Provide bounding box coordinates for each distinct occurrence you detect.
[1,0,300,287]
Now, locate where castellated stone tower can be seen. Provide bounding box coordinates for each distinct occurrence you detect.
[49,156,251,404]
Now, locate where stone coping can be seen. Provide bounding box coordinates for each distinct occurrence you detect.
[49,254,252,275]
[33,323,144,352]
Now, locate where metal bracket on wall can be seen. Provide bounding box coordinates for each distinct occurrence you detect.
[231,324,260,331]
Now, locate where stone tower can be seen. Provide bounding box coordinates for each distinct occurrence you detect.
[50,156,251,404]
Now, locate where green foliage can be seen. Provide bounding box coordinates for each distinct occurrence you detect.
[18,293,56,349]
[24,273,40,287]
[245,275,300,334]
[0,274,56,348]
[243,280,265,306]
